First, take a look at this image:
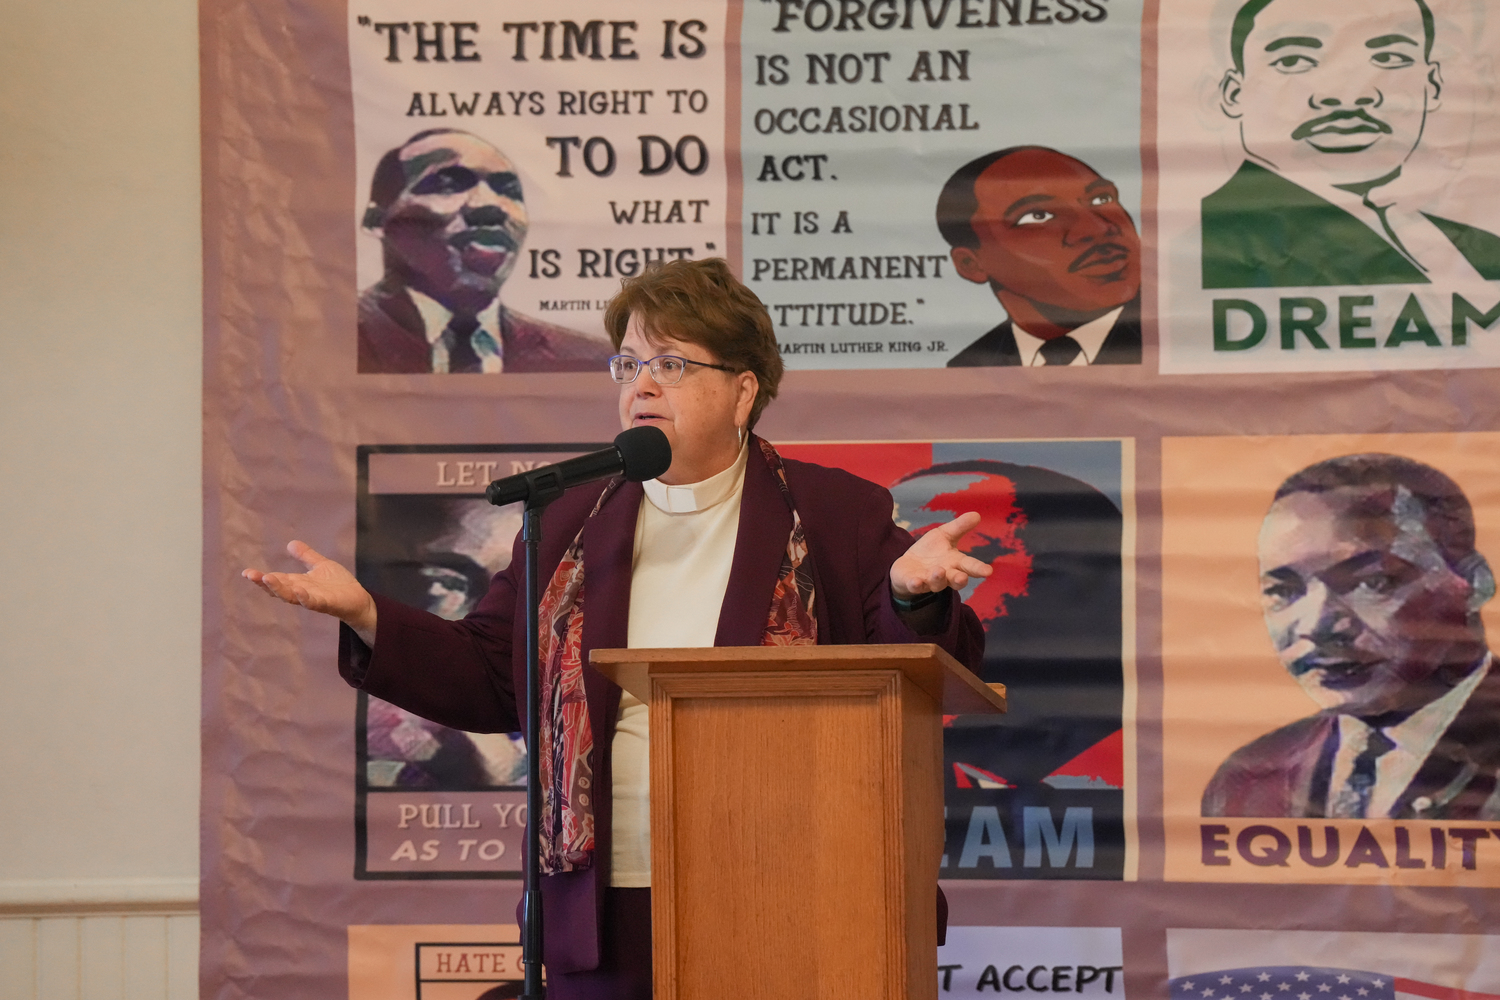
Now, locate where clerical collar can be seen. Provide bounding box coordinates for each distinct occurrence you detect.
[643,442,749,514]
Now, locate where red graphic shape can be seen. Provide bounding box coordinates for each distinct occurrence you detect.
[952,762,1015,790]
[1395,978,1500,1000]
[772,442,933,490]
[1042,730,1124,790]
[919,473,1033,623]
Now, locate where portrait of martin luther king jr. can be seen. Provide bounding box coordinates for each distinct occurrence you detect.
[937,146,1142,368]
[357,128,613,374]
[1202,0,1500,289]
[1203,454,1500,820]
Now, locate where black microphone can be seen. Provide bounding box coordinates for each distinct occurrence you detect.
[485,426,672,507]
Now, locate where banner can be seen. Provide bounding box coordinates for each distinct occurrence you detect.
[1157,0,1500,373]
[199,0,1500,996]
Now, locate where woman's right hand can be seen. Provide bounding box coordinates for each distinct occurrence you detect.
[243,540,378,642]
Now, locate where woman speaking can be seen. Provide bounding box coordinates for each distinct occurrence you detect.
[245,258,990,999]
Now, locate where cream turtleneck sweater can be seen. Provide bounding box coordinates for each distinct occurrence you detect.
[609,443,750,886]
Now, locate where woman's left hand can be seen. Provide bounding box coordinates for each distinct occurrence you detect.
[890,511,994,598]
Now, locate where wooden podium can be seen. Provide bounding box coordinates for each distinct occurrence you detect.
[591,643,1006,1000]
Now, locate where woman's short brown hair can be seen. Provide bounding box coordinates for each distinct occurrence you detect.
[604,257,785,429]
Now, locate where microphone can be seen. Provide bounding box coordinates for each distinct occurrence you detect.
[486,426,672,507]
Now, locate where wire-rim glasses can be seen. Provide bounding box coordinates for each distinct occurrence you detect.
[609,354,735,385]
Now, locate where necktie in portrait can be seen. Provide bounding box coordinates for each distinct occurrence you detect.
[434,316,503,374]
[1038,335,1083,366]
[1331,727,1396,819]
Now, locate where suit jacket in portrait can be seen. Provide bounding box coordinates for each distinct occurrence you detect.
[1202,661,1500,819]
[946,294,1142,367]
[1201,160,1500,289]
[339,440,985,973]
[357,282,615,374]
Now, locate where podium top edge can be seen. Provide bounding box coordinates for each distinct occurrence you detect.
[591,643,950,664]
[589,643,1006,714]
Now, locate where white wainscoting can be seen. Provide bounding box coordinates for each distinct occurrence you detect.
[0,881,197,1000]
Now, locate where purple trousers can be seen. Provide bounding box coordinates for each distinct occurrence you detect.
[546,888,653,1000]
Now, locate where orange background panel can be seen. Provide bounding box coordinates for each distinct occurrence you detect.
[1161,433,1500,884]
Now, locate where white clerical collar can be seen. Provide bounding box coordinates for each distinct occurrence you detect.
[643,441,749,514]
[1012,305,1124,367]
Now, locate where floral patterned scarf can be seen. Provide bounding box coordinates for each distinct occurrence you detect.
[533,437,818,874]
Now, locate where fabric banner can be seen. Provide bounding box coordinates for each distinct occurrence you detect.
[199,0,1500,995]
[1156,1,1500,374]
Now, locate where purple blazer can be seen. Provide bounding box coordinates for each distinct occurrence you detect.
[340,438,985,972]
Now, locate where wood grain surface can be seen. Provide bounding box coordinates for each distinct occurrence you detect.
[591,647,996,1000]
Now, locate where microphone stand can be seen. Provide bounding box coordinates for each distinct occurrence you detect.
[487,429,667,998]
[507,468,570,1000]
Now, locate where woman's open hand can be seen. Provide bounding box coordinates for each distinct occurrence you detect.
[243,540,378,639]
[889,511,994,598]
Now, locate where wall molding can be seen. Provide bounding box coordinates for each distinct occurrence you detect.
[0,877,198,915]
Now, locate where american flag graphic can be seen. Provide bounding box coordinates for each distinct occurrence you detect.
[1169,967,1500,1000]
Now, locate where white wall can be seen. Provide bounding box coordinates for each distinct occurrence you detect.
[0,0,202,921]
[0,915,198,1000]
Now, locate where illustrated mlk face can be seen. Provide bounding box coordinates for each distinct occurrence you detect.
[372,132,529,314]
[1221,0,1442,187]
[951,148,1141,319]
[1257,485,1490,718]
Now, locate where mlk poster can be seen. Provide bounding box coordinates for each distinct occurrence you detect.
[739,0,1143,368]
[1156,0,1500,373]
[777,439,1135,880]
[351,444,605,878]
[1160,432,1500,885]
[348,0,727,373]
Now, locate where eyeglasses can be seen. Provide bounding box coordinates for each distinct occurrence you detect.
[609,354,735,385]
